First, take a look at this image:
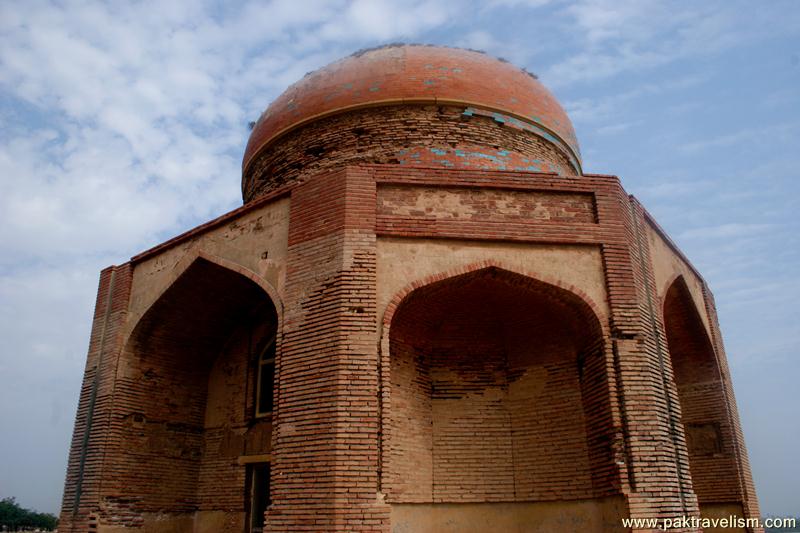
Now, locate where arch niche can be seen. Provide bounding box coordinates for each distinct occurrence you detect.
[110,256,280,532]
[662,276,744,516]
[382,266,624,530]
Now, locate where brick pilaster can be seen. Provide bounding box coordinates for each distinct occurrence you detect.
[58,263,132,532]
[612,195,700,529]
[267,167,389,531]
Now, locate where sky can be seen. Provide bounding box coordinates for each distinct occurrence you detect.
[1,0,798,518]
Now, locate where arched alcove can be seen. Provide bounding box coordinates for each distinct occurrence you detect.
[109,257,278,532]
[663,277,742,514]
[383,266,623,530]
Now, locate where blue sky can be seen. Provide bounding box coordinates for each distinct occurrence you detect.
[1,0,798,517]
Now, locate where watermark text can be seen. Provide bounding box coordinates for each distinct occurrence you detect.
[621,514,796,530]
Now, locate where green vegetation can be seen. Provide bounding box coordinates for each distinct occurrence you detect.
[0,497,57,531]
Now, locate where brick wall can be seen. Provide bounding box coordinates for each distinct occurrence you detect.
[59,163,760,532]
[377,184,596,224]
[266,168,389,531]
[701,286,762,526]
[243,105,575,201]
[84,259,275,530]
[616,197,700,523]
[196,309,275,514]
[385,267,616,505]
[663,278,741,504]
[59,264,132,532]
[369,165,757,528]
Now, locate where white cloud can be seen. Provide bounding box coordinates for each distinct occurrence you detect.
[1,0,798,518]
[564,73,708,125]
[456,30,497,52]
[638,178,712,200]
[544,0,800,87]
[678,123,799,154]
[0,0,458,513]
[483,0,552,9]
[594,121,636,135]
[679,222,773,240]
[317,0,454,41]
[0,0,462,264]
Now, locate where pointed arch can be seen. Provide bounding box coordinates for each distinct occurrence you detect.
[101,251,281,525]
[662,275,742,510]
[135,249,283,332]
[380,261,621,515]
[380,259,608,338]
[662,275,718,379]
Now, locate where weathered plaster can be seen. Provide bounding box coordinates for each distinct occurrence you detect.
[126,197,289,336]
[376,237,608,328]
[390,496,628,533]
[646,222,712,335]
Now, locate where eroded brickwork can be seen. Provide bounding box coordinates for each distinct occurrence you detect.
[59,264,132,532]
[60,46,759,533]
[386,270,608,505]
[244,105,575,201]
[615,197,699,523]
[664,278,739,504]
[60,164,760,532]
[60,258,277,532]
[243,45,581,178]
[701,286,761,525]
[377,184,596,223]
[266,168,389,531]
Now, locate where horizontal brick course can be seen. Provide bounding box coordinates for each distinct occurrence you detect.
[60,47,758,532]
[59,162,760,532]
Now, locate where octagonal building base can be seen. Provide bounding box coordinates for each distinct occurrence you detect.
[58,45,760,533]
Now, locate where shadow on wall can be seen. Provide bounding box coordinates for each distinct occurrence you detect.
[383,266,627,532]
[99,258,278,532]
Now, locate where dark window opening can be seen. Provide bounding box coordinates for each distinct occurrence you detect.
[255,335,276,417]
[246,462,271,533]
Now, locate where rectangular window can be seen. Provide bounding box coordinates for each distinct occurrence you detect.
[255,335,276,417]
[246,462,271,533]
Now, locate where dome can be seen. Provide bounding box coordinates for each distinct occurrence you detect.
[242,44,581,201]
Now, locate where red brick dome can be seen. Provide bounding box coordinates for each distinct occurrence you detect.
[243,44,581,177]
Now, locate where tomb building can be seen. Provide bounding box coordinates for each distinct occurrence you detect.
[59,44,760,532]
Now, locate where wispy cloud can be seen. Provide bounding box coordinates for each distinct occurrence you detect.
[679,222,773,240]
[594,120,638,135]
[564,73,709,124]
[677,123,799,154]
[483,0,552,8]
[638,178,714,200]
[1,0,798,519]
[0,0,458,267]
[0,0,456,513]
[545,0,800,87]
